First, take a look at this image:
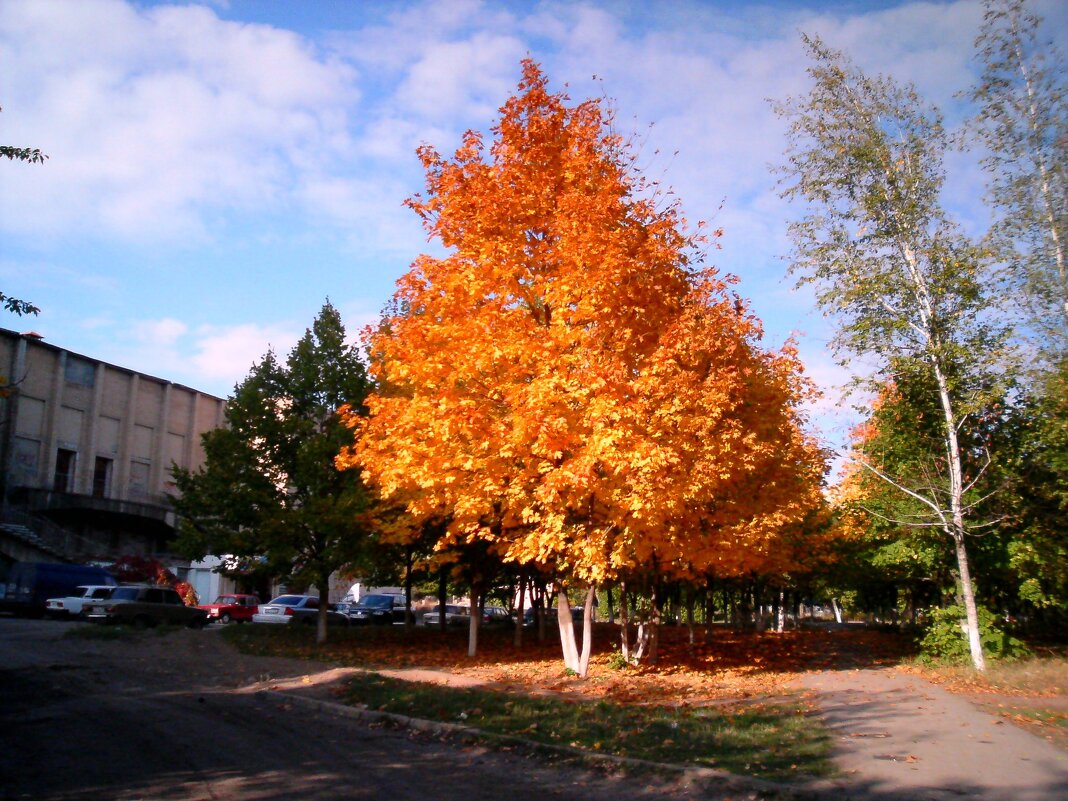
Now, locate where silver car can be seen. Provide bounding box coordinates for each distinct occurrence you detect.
[251,594,348,626]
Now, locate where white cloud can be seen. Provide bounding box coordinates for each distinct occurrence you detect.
[189,322,300,384]
[135,317,188,347]
[394,33,527,123]
[0,0,359,243]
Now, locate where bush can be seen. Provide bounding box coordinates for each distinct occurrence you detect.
[919,604,1030,664]
[606,648,630,671]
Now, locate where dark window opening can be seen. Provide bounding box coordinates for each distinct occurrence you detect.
[54,449,76,492]
[92,457,112,498]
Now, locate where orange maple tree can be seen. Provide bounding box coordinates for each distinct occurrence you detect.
[339,61,826,675]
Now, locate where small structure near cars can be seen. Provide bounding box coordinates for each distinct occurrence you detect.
[45,585,116,618]
[251,594,348,626]
[197,593,259,624]
[85,586,208,629]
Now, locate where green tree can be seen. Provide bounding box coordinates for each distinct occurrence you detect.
[994,358,1068,613]
[2,106,44,317]
[172,301,373,643]
[967,0,1068,347]
[773,36,1014,670]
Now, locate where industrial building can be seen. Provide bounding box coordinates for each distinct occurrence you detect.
[0,328,226,583]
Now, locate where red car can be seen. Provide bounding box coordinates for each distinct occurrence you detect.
[198,594,260,624]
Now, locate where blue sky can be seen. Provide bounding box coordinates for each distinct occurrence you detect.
[2,0,1065,463]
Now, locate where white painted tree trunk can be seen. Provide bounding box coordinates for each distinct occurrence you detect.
[467,586,479,658]
[578,586,595,677]
[831,597,843,624]
[557,588,580,673]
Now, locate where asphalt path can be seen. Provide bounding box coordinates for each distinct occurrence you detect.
[802,668,1068,801]
[0,617,764,801]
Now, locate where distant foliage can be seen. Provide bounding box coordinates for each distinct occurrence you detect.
[919,605,1030,664]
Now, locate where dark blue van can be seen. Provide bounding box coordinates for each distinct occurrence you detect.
[0,562,117,617]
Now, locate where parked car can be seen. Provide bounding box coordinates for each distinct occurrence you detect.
[1,562,117,617]
[518,607,586,627]
[198,593,259,624]
[422,603,470,628]
[45,585,116,618]
[251,594,348,626]
[84,585,208,629]
[347,593,409,625]
[481,605,514,628]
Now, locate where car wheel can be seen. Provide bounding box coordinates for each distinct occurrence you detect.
[188,617,206,630]
[220,612,232,624]
[132,615,151,630]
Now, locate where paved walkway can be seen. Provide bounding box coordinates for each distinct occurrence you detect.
[802,668,1068,801]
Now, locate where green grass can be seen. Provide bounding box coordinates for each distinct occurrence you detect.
[342,672,832,783]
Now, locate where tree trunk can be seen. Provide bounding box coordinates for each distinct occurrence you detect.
[686,588,697,645]
[316,580,328,645]
[954,532,987,671]
[467,585,480,658]
[648,582,661,664]
[704,585,715,645]
[535,582,547,643]
[578,585,596,677]
[933,353,987,672]
[776,588,786,633]
[437,568,448,632]
[404,546,414,630]
[513,571,526,649]
[557,587,580,673]
[831,597,843,624]
[606,584,615,624]
[619,583,632,662]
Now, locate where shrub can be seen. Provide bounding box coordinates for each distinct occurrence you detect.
[919,604,1030,664]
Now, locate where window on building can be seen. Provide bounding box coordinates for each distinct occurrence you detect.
[53,449,76,492]
[64,357,96,387]
[92,457,112,498]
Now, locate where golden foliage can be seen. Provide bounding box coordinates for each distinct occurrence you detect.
[339,60,826,585]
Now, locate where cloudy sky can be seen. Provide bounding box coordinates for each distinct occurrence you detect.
[2,0,1065,463]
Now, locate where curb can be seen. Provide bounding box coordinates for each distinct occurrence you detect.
[260,688,839,801]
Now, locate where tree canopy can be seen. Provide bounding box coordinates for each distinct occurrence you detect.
[173,301,372,643]
[341,61,826,674]
[773,35,1016,670]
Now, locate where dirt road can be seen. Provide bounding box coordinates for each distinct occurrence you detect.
[0,618,776,801]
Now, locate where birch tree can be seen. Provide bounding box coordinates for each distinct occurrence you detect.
[773,36,1013,671]
[967,0,1068,346]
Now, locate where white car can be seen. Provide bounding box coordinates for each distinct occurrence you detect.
[45,585,116,618]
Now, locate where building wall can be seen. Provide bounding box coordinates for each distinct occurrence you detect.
[0,329,225,507]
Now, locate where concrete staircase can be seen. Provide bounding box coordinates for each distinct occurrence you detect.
[0,521,67,562]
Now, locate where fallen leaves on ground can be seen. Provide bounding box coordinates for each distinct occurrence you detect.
[293,624,916,706]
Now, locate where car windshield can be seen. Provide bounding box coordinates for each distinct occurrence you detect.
[214,596,239,604]
[361,595,395,609]
[268,595,307,606]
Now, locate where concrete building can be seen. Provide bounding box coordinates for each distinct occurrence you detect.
[0,328,226,578]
